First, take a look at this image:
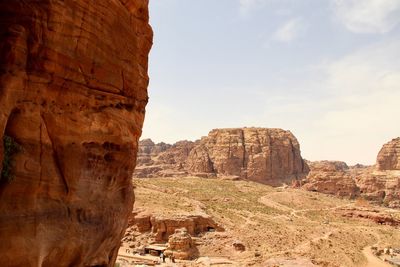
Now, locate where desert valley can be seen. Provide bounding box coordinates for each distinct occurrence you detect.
[0,1,399,267]
[116,129,400,266]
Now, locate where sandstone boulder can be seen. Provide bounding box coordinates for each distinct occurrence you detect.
[165,228,199,260]
[0,1,152,266]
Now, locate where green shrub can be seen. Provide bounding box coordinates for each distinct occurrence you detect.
[1,135,21,182]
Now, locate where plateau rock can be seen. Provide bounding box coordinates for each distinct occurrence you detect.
[135,128,309,185]
[0,1,152,266]
[187,128,309,185]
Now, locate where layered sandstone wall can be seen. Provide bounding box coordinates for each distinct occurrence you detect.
[377,138,400,170]
[135,128,309,186]
[302,138,400,208]
[302,161,360,198]
[187,128,309,185]
[0,1,152,266]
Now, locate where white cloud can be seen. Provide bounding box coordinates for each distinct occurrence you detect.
[332,0,400,33]
[306,40,400,164]
[246,39,400,165]
[272,17,306,43]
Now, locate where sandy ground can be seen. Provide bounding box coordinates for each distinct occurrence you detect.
[118,177,400,267]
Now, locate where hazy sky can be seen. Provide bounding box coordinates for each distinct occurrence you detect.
[142,0,400,165]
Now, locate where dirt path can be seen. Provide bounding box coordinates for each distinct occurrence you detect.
[361,246,391,267]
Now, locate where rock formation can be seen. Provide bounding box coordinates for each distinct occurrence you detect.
[377,138,400,170]
[0,1,152,266]
[302,138,400,208]
[126,211,223,242]
[134,139,195,178]
[135,128,309,186]
[187,128,309,185]
[164,228,199,260]
[302,161,360,198]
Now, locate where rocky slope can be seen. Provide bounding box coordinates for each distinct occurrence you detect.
[135,128,309,186]
[117,177,400,267]
[302,138,400,208]
[0,1,152,266]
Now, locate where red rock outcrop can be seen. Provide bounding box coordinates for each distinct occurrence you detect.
[0,1,152,266]
[187,128,309,185]
[302,138,400,208]
[377,138,400,170]
[134,128,309,186]
[336,207,400,227]
[302,161,360,198]
[134,139,195,177]
[126,211,223,242]
[164,228,199,260]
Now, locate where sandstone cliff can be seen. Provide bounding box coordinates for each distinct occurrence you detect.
[377,138,400,170]
[0,1,152,266]
[187,128,309,185]
[134,139,195,177]
[135,128,309,186]
[302,138,400,208]
[302,161,360,198]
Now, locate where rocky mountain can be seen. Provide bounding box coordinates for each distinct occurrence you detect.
[301,138,400,208]
[134,128,309,186]
[0,1,152,266]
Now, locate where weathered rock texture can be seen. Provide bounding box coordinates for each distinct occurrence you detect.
[0,1,152,266]
[302,138,400,208]
[377,138,400,170]
[135,128,309,186]
[165,228,199,260]
[302,161,360,198]
[134,139,195,178]
[126,211,223,242]
[187,128,309,185]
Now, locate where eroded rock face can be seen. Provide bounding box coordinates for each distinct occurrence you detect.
[134,139,195,177]
[302,138,400,208]
[135,128,309,185]
[126,211,223,242]
[187,128,309,185]
[302,161,360,198]
[165,228,199,260]
[0,1,152,266]
[377,138,400,170]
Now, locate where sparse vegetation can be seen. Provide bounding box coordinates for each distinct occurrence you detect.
[1,135,21,182]
[130,177,400,266]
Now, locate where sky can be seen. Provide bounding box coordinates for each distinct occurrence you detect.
[142,0,400,165]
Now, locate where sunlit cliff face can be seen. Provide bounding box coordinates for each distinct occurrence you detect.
[0,1,152,266]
